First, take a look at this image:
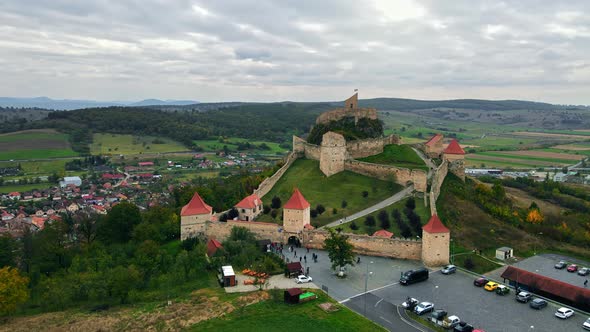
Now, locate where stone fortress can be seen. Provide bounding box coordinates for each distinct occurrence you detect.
[180,93,466,267]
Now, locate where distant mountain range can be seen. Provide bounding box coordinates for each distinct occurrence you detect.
[0,97,199,110]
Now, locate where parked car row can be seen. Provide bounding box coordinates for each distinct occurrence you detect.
[401,297,485,331]
[554,260,590,276]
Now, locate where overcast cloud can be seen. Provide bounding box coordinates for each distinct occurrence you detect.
[0,0,589,104]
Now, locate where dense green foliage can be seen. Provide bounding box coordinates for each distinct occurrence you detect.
[324,228,356,272]
[3,103,327,152]
[307,117,384,145]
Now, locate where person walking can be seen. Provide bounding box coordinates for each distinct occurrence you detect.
[584,279,588,287]
[300,257,302,262]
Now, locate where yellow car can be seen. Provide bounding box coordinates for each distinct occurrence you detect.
[484,281,499,291]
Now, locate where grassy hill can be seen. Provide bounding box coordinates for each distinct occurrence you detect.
[357,144,427,170]
[257,159,402,227]
[0,129,77,160]
[90,133,189,155]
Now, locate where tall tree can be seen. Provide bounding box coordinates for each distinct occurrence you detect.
[324,228,355,273]
[0,235,18,268]
[97,201,142,243]
[0,266,29,316]
[378,210,390,229]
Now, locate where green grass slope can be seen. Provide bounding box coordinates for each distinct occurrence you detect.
[358,144,427,170]
[258,159,402,227]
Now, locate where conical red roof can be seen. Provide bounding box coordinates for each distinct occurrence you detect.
[181,192,213,216]
[443,139,465,155]
[283,188,310,210]
[422,214,449,233]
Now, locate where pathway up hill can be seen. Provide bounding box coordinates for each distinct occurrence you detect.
[256,159,403,227]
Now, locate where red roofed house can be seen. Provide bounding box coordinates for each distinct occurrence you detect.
[138,161,154,167]
[372,229,394,238]
[443,139,466,180]
[283,188,311,233]
[421,214,450,266]
[8,192,20,200]
[235,194,263,221]
[206,238,224,257]
[1,210,14,221]
[180,192,213,240]
[424,134,444,158]
[32,216,47,229]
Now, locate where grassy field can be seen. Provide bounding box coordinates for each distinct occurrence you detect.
[466,149,582,169]
[451,253,502,274]
[190,290,385,332]
[357,144,427,170]
[90,133,189,155]
[336,197,430,237]
[193,137,288,154]
[257,159,402,227]
[0,182,53,194]
[0,129,77,160]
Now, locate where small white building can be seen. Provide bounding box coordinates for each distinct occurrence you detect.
[495,247,513,260]
[59,176,82,188]
[553,172,567,182]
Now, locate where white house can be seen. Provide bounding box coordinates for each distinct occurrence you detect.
[553,172,567,182]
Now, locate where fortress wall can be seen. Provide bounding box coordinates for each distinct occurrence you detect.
[344,160,427,192]
[346,134,401,159]
[206,220,284,242]
[315,107,378,125]
[302,230,422,260]
[429,160,448,215]
[253,152,298,198]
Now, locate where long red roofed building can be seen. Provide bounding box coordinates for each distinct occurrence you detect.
[424,134,444,157]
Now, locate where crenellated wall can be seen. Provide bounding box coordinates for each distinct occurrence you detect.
[315,107,378,125]
[344,160,427,192]
[346,134,401,159]
[253,152,298,198]
[429,160,448,215]
[301,230,422,260]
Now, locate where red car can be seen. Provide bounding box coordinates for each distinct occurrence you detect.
[567,264,578,272]
[473,277,488,287]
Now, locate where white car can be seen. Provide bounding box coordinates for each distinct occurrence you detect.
[555,307,574,319]
[583,317,590,330]
[296,275,313,284]
[441,264,457,274]
[414,302,434,315]
[401,297,418,309]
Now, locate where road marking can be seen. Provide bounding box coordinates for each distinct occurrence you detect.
[378,316,392,324]
[396,306,428,332]
[375,298,383,307]
[339,281,401,303]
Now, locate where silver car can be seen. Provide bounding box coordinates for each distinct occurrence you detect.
[441,264,457,275]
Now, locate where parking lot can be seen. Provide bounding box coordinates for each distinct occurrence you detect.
[373,269,588,331]
[487,254,590,289]
[283,248,589,331]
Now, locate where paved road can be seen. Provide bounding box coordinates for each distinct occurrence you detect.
[322,185,414,228]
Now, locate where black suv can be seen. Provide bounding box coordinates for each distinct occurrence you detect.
[516,291,533,303]
[454,322,474,332]
[529,298,547,309]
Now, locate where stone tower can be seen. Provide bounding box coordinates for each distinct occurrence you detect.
[421,214,450,267]
[282,188,311,233]
[180,192,213,240]
[319,131,347,177]
[345,93,358,110]
[443,139,465,181]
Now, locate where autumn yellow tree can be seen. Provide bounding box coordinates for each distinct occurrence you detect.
[0,267,29,316]
[526,209,544,224]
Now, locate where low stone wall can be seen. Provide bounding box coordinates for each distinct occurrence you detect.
[206,220,284,242]
[429,160,448,215]
[302,230,422,260]
[253,152,297,198]
[344,160,427,192]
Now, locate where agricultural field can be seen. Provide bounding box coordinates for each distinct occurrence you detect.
[90,133,189,155]
[193,137,288,154]
[0,182,53,194]
[336,196,430,237]
[257,159,402,227]
[0,129,78,160]
[466,149,584,169]
[357,144,427,170]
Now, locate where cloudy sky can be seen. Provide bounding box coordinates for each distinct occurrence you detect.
[0,0,589,104]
